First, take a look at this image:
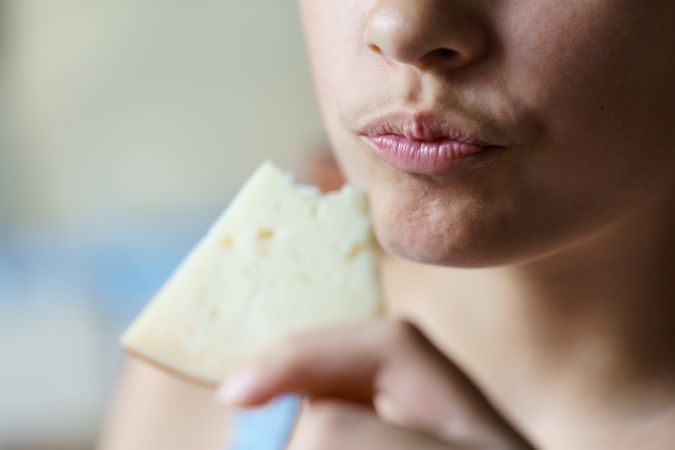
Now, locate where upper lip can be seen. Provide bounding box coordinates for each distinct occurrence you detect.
[357,111,507,148]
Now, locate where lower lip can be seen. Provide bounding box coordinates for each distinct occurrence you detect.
[363,134,502,176]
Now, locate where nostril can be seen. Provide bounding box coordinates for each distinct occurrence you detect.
[419,48,464,68]
[432,48,460,59]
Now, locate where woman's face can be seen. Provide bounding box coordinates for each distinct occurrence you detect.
[298,0,675,266]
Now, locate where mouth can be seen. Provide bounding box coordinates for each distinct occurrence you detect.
[358,111,508,177]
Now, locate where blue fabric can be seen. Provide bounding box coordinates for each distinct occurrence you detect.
[228,396,301,450]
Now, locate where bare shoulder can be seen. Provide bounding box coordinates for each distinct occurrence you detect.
[98,357,230,450]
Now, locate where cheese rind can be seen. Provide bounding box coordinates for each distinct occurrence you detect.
[121,162,382,386]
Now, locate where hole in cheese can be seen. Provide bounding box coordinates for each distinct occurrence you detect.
[256,228,275,241]
[220,236,235,248]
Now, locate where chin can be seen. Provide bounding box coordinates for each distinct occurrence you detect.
[372,210,495,268]
[366,178,538,268]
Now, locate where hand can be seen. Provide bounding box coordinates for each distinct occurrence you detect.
[217,319,535,450]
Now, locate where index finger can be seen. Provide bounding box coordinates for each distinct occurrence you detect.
[216,319,530,448]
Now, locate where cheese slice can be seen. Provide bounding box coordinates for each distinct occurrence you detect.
[121,161,382,386]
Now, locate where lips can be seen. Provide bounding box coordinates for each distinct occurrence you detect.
[358,112,507,176]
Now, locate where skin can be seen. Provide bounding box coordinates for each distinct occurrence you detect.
[217,1,675,449]
[99,359,229,450]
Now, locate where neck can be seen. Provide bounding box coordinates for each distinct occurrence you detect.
[383,193,675,421]
[514,195,675,390]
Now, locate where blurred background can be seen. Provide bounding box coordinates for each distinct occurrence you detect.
[0,2,331,449]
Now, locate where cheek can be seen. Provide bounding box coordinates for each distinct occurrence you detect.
[299,0,370,108]
[502,0,675,216]
[299,0,381,186]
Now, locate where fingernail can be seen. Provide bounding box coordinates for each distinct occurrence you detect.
[217,370,259,404]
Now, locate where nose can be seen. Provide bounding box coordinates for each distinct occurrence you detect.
[364,0,489,71]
